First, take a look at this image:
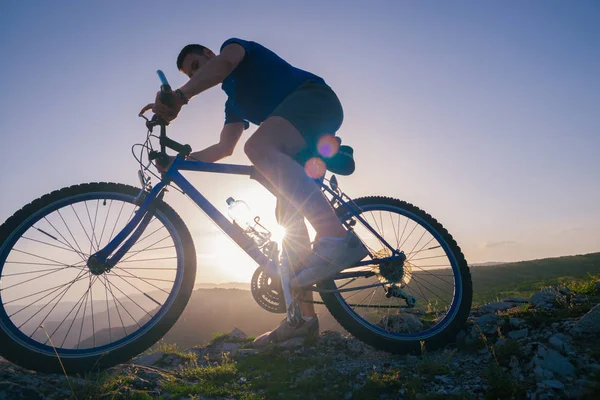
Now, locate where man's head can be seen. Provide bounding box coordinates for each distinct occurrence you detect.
[177,44,216,78]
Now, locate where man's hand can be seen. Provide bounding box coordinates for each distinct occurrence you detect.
[151,89,189,122]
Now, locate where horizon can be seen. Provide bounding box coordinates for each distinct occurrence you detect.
[1,1,599,284]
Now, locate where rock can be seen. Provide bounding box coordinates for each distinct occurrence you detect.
[227,328,247,340]
[542,379,564,390]
[377,313,423,333]
[0,382,45,399]
[479,302,519,313]
[508,328,528,339]
[236,349,260,357]
[533,365,555,381]
[345,337,366,355]
[572,304,600,334]
[133,352,164,366]
[475,313,503,335]
[502,297,529,303]
[434,375,453,385]
[530,287,570,309]
[509,355,521,380]
[533,345,575,377]
[548,333,574,354]
[220,342,242,353]
[276,337,305,349]
[509,317,527,329]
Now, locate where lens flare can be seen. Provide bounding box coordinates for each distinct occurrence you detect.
[317,134,340,158]
[304,157,326,179]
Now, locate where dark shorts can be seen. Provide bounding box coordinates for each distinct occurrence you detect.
[269,81,344,148]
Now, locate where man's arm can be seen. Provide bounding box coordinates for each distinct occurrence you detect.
[187,122,245,163]
[179,44,246,101]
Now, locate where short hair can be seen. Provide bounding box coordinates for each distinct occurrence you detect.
[176,44,210,70]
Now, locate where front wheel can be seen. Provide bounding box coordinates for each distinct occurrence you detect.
[0,182,196,373]
[319,196,472,354]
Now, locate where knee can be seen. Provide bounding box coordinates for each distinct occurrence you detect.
[244,138,264,162]
[244,138,280,164]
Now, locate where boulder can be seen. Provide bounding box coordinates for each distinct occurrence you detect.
[377,313,423,333]
[530,286,571,309]
[572,304,600,334]
[227,327,247,340]
[479,302,519,314]
[533,345,575,377]
[133,352,164,366]
[475,313,503,335]
[508,328,528,339]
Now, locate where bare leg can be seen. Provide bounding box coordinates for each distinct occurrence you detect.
[244,116,346,239]
[276,197,316,317]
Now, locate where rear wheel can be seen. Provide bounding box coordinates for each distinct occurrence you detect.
[319,196,472,353]
[0,182,196,373]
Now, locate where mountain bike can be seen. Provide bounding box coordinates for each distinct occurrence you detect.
[0,71,472,373]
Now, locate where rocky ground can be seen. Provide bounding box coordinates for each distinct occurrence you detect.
[1,282,599,400]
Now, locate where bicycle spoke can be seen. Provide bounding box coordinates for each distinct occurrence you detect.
[44,274,98,345]
[96,276,129,338]
[108,201,126,243]
[120,235,172,263]
[31,268,89,337]
[43,216,87,263]
[57,210,86,261]
[60,286,91,348]
[2,263,80,292]
[84,200,100,253]
[3,266,81,277]
[21,235,84,255]
[103,276,155,318]
[71,205,94,256]
[103,274,112,343]
[17,269,89,329]
[118,256,177,264]
[109,270,170,296]
[407,229,427,261]
[97,199,113,249]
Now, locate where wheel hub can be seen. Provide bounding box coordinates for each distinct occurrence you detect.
[87,254,109,275]
[378,251,407,283]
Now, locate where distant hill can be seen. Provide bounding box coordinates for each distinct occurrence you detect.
[469,261,506,267]
[470,252,600,304]
[193,282,250,291]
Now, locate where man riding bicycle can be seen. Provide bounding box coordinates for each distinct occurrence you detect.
[144,38,368,345]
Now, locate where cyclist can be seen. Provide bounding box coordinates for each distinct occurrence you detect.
[142,38,368,345]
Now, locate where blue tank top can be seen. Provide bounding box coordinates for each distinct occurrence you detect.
[220,38,326,128]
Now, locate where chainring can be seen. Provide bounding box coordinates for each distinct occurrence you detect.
[250,265,286,314]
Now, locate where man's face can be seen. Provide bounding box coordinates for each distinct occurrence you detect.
[180,51,212,78]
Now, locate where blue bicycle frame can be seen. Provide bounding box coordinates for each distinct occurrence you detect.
[90,155,403,278]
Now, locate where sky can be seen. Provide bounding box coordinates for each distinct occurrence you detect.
[1,1,599,284]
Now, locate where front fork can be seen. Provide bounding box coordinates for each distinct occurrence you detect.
[88,185,164,273]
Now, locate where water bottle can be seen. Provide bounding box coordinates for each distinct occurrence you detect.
[226,197,253,230]
[226,197,271,246]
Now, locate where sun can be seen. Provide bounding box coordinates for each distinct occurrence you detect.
[270,225,287,247]
[203,224,287,282]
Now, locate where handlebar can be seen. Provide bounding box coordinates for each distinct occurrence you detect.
[144,70,193,166]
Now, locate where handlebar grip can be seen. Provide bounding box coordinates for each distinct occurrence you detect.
[156,70,174,107]
[157,70,170,88]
